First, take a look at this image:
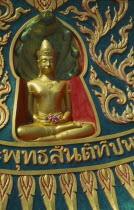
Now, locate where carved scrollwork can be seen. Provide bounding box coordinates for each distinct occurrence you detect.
[60,0,134,86]
[90,67,134,124]
[0,0,30,31]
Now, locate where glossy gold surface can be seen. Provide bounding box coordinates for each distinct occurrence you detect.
[17,40,95,141]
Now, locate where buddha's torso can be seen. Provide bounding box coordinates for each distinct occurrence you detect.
[28,77,66,116]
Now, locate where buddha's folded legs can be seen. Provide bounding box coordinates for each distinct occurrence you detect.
[36,123,95,141]
[17,121,83,141]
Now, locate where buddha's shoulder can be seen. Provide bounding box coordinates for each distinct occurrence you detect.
[27,78,40,86]
[27,78,41,91]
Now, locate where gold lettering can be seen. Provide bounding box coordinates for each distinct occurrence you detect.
[122,137,134,152]
[22,150,37,165]
[37,150,49,165]
[81,144,96,161]
[3,149,21,170]
[3,149,20,164]
[50,146,64,165]
[94,141,111,158]
[64,148,82,163]
[109,138,124,155]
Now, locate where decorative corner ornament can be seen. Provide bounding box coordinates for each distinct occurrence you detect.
[0,0,134,209]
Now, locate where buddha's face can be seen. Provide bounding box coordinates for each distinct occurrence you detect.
[38,55,55,75]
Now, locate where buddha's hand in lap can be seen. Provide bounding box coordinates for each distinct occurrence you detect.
[58,111,72,124]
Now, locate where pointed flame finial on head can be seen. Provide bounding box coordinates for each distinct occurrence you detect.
[37,39,56,58]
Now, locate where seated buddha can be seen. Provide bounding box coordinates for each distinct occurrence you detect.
[17,40,95,141]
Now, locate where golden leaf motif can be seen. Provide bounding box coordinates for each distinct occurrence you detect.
[80,171,100,210]
[115,164,134,199]
[0,174,13,210]
[0,0,30,31]
[59,173,77,210]
[60,0,134,86]
[97,168,119,210]
[18,176,35,210]
[90,67,134,124]
[39,175,56,210]
[0,32,11,46]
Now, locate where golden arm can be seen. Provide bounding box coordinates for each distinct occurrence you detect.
[61,82,72,123]
[27,83,35,117]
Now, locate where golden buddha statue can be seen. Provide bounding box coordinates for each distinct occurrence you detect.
[17,40,95,141]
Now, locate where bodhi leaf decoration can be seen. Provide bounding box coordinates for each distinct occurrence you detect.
[14,11,80,81]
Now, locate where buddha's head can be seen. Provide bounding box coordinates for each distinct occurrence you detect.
[37,40,56,76]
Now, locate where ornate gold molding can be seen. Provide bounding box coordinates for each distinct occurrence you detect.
[59,173,77,210]
[18,176,35,210]
[39,175,56,210]
[80,171,100,210]
[0,0,30,31]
